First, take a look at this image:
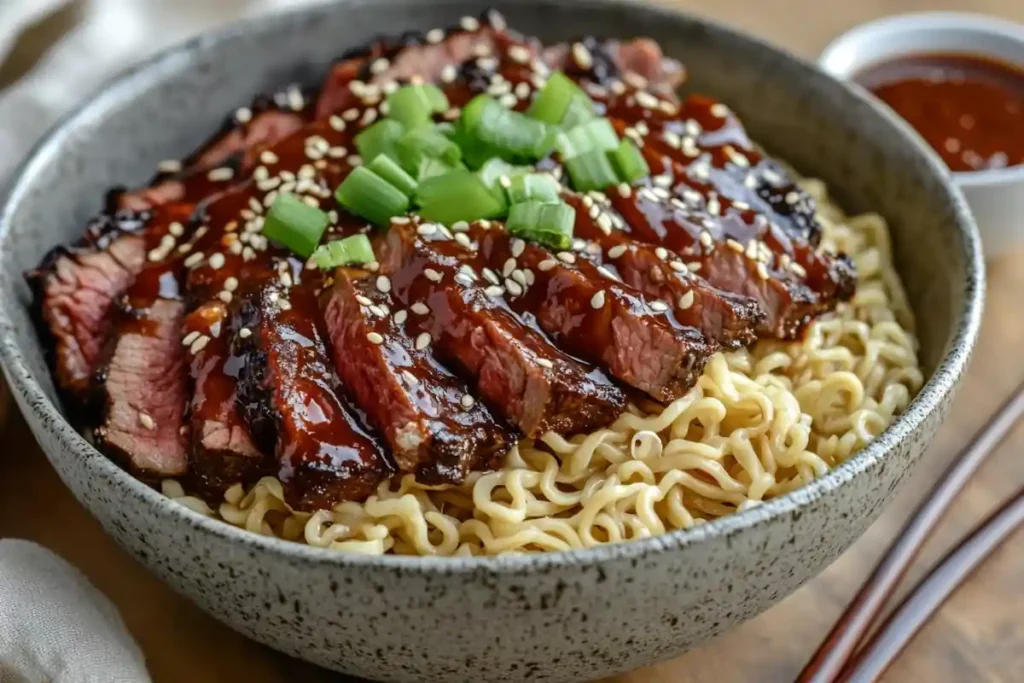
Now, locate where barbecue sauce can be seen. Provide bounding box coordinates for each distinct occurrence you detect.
[855,53,1024,172]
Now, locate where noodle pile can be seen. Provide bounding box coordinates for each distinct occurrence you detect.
[163,176,923,556]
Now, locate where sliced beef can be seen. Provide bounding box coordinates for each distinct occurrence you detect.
[234,281,391,510]
[94,277,189,477]
[323,269,513,483]
[377,221,625,438]
[465,224,712,402]
[184,301,268,496]
[565,192,762,349]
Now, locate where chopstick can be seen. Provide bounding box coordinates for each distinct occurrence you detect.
[837,486,1024,682]
[798,382,1024,682]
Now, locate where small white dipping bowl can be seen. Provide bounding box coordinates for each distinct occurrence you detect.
[819,12,1024,260]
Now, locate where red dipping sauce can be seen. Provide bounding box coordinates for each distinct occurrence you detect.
[854,52,1024,172]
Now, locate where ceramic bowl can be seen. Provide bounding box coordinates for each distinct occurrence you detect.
[819,12,1024,260]
[0,1,983,681]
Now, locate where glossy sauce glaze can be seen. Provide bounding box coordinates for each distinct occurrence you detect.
[855,52,1024,172]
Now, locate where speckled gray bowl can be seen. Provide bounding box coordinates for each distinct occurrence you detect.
[0,1,983,681]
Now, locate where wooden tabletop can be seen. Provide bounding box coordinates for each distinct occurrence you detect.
[1,1,1022,681]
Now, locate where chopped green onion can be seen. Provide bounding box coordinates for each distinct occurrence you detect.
[367,154,418,198]
[262,194,330,258]
[415,169,506,225]
[527,72,596,127]
[335,166,410,227]
[564,148,620,192]
[395,125,462,173]
[607,139,650,183]
[311,234,375,270]
[436,121,457,138]
[506,173,562,204]
[461,95,557,163]
[386,84,450,129]
[414,157,459,181]
[506,200,575,250]
[556,117,619,159]
[477,158,528,189]
[354,119,405,164]
[560,95,598,129]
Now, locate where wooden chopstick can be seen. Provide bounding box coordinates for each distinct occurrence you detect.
[798,382,1024,682]
[837,486,1024,682]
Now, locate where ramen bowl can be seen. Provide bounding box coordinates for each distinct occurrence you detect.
[0,1,983,681]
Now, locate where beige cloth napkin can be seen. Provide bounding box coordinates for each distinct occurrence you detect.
[0,540,151,683]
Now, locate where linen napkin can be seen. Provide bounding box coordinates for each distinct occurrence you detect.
[0,539,152,683]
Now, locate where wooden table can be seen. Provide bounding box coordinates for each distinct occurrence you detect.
[2,1,1022,681]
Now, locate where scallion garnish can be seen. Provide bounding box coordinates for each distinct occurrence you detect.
[367,154,418,198]
[414,157,458,181]
[386,84,450,129]
[461,95,557,163]
[506,173,562,204]
[262,194,330,258]
[335,166,410,227]
[415,169,506,225]
[311,234,375,270]
[527,71,596,127]
[555,117,620,159]
[564,148,620,192]
[607,139,650,183]
[506,200,575,250]
[354,119,405,164]
[395,125,462,174]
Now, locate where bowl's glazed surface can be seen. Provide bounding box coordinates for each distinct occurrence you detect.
[0,1,982,681]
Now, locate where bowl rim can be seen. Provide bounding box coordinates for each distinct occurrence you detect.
[0,0,985,575]
[817,10,1024,187]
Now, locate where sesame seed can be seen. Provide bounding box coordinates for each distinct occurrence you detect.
[369,304,386,317]
[461,16,480,31]
[451,221,469,233]
[687,262,702,273]
[537,259,557,272]
[424,268,442,283]
[217,291,232,304]
[790,262,807,277]
[139,413,156,430]
[607,244,627,259]
[287,87,304,111]
[523,269,535,285]
[699,231,713,248]
[207,167,234,182]
[454,232,472,248]
[572,42,593,69]
[623,71,649,89]
[557,251,575,264]
[710,103,729,118]
[460,394,475,409]
[365,261,380,272]
[505,278,524,297]
[597,266,618,281]
[411,302,430,316]
[499,93,518,108]
[158,159,182,174]
[356,295,373,307]
[426,28,444,44]
[393,310,408,325]
[182,330,200,346]
[361,108,378,126]
[678,291,695,310]
[367,332,385,345]
[417,223,437,236]
[184,252,204,268]
[649,300,669,312]
[440,64,458,84]
[208,253,226,270]
[537,358,554,369]
[590,290,606,309]
[235,106,253,124]
[636,91,659,109]
[669,260,687,273]
[756,263,770,280]
[415,332,431,350]
[509,45,531,64]
[510,239,526,258]
[511,269,527,286]
[190,336,210,354]
[502,258,517,277]
[654,247,668,260]
[376,276,391,293]
[455,273,474,287]
[484,285,504,297]
[573,238,587,252]
[726,239,745,253]
[402,370,418,385]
